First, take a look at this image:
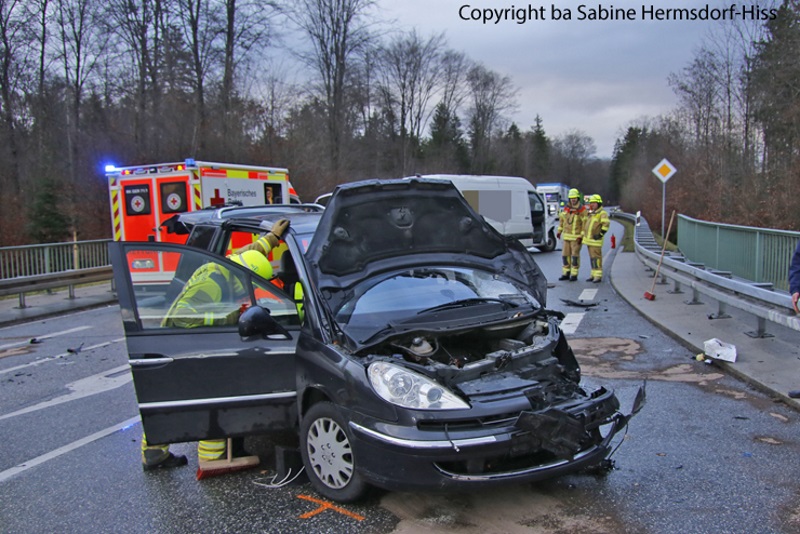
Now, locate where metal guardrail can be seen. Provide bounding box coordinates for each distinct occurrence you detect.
[677,214,799,293]
[0,240,113,308]
[0,239,112,279]
[0,266,114,309]
[613,212,799,338]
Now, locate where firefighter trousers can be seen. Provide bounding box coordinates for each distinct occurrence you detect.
[587,245,603,280]
[561,240,582,276]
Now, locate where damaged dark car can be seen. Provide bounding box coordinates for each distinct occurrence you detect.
[111,177,643,503]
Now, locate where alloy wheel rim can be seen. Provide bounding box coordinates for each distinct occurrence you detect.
[306,416,354,489]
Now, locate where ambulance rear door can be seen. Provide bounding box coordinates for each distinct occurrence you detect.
[115,172,196,243]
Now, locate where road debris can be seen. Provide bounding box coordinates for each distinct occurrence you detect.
[703,338,737,363]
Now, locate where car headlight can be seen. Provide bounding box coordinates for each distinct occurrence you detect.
[367,361,469,410]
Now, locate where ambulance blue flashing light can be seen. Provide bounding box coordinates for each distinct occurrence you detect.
[185,158,197,167]
[105,164,117,173]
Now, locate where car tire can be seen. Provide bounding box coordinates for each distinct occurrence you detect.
[538,230,557,252]
[300,401,367,502]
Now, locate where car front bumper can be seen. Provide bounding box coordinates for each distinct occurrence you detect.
[347,385,640,491]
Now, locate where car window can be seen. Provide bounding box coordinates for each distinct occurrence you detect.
[185,225,216,250]
[125,247,298,330]
[528,192,544,213]
[227,229,265,254]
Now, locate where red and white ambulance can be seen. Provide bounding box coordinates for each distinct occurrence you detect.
[107,159,299,283]
[106,158,298,244]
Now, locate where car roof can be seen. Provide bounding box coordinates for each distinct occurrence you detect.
[163,204,324,235]
[227,211,324,237]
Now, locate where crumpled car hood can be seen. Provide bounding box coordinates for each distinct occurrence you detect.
[305,178,547,315]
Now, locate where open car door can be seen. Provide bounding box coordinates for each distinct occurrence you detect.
[528,190,546,245]
[110,241,300,445]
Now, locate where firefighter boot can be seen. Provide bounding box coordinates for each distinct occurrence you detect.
[559,256,570,280]
[143,452,188,471]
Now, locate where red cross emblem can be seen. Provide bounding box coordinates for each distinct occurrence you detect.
[210,189,225,206]
[131,196,145,212]
[168,193,182,209]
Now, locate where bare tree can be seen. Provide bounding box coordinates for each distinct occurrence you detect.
[253,67,297,160]
[668,49,721,165]
[286,0,375,177]
[105,0,171,156]
[438,49,470,116]
[376,30,445,174]
[176,0,224,154]
[551,129,597,190]
[465,63,517,173]
[55,0,108,186]
[219,0,275,152]
[29,0,52,156]
[0,0,35,195]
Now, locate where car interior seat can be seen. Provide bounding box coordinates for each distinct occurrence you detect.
[279,251,299,292]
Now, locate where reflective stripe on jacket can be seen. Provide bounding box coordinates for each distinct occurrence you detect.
[558,206,587,241]
[584,208,610,247]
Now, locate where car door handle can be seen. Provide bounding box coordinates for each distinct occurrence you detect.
[130,357,174,367]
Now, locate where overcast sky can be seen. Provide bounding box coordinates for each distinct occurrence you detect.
[376,0,741,159]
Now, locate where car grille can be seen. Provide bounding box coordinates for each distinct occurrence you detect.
[417,412,520,432]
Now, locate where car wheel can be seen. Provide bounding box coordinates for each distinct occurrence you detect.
[300,401,367,502]
[538,230,557,252]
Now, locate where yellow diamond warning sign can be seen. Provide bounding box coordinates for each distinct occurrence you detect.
[652,158,676,183]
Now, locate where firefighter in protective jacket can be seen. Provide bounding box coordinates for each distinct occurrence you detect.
[142,221,289,470]
[583,194,610,283]
[557,189,587,281]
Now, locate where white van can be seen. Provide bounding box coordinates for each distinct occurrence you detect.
[416,174,557,252]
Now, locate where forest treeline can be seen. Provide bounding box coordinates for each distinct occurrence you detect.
[0,0,797,246]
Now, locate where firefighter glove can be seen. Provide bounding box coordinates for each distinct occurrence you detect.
[272,219,290,238]
[556,232,562,239]
[593,233,602,240]
[224,307,243,325]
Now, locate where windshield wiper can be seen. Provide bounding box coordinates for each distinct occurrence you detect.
[416,297,518,315]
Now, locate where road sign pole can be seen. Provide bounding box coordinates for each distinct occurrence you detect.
[662,182,666,238]
[652,158,677,239]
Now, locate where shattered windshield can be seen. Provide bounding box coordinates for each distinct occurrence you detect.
[335,267,541,342]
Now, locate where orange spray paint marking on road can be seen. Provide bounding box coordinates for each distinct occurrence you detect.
[296,494,365,521]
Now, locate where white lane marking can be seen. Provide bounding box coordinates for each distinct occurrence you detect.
[0,416,141,484]
[0,364,132,421]
[560,313,585,335]
[0,337,125,376]
[0,326,92,350]
[578,289,598,301]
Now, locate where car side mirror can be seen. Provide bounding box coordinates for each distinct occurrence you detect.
[238,306,292,341]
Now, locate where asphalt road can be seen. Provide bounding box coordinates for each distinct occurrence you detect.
[1,232,798,534]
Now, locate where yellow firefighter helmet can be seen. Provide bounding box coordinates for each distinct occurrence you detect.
[230,250,273,279]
